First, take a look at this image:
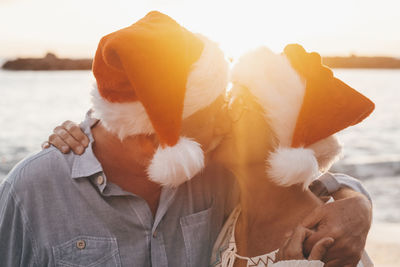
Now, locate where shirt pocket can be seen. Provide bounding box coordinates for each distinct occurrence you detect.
[180,204,213,267]
[52,236,121,267]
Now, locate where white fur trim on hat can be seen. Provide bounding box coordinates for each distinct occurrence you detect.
[308,135,343,172]
[91,34,227,140]
[183,34,229,118]
[147,137,204,187]
[267,147,319,190]
[91,87,154,140]
[231,47,305,147]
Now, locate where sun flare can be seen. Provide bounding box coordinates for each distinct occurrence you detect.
[0,0,399,57]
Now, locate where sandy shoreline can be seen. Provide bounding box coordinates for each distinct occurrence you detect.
[365,222,400,266]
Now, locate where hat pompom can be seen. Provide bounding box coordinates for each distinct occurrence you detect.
[147,137,204,187]
[308,135,343,172]
[267,147,319,190]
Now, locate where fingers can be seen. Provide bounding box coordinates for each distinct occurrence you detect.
[48,120,89,155]
[324,259,342,267]
[290,226,313,249]
[277,226,313,261]
[41,141,50,149]
[326,260,359,267]
[49,120,89,155]
[301,206,325,255]
[323,242,362,266]
[302,206,324,229]
[53,126,84,154]
[62,121,89,147]
[48,134,70,153]
[302,231,325,256]
[308,237,334,261]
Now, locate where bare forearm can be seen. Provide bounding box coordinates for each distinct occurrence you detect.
[332,187,372,224]
[332,186,369,201]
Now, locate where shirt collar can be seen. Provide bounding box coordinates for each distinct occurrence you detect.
[71,110,103,179]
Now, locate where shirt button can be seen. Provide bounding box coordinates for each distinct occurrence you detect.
[96,175,104,185]
[76,240,86,249]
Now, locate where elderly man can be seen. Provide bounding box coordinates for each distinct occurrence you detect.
[0,11,371,267]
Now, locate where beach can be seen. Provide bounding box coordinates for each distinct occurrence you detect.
[0,68,399,265]
[366,222,400,267]
[363,176,400,266]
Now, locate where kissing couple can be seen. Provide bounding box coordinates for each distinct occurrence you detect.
[1,11,374,267]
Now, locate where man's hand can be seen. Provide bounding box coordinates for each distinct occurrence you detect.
[275,225,334,262]
[44,120,89,155]
[302,188,372,267]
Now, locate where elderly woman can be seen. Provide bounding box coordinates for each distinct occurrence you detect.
[46,44,374,266]
[208,44,374,266]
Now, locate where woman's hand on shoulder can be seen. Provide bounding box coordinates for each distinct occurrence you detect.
[42,120,89,155]
[275,225,334,262]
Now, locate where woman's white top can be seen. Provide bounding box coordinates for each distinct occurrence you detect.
[210,206,372,267]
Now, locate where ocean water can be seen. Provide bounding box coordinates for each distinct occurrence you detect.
[0,69,399,223]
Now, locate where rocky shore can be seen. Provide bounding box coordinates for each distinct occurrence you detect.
[2,53,400,70]
[2,53,92,70]
[323,55,400,69]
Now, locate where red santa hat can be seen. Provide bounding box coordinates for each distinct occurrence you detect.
[91,11,228,187]
[231,44,374,189]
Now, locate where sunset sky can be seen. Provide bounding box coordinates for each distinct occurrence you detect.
[1,0,399,59]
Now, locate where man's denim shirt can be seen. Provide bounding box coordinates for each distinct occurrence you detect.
[0,115,237,267]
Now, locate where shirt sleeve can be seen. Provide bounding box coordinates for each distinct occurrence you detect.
[332,173,372,202]
[270,259,324,267]
[312,172,372,202]
[0,181,39,266]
